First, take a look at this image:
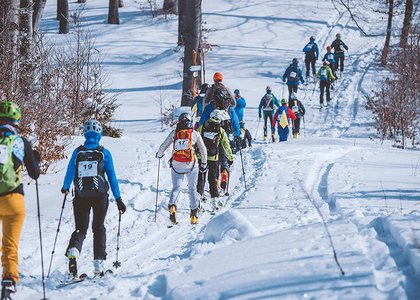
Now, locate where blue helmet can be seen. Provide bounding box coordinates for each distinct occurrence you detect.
[234,89,240,95]
[83,119,102,136]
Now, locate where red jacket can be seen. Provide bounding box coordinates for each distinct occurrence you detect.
[272,105,296,128]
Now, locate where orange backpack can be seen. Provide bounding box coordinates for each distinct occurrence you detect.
[173,129,194,162]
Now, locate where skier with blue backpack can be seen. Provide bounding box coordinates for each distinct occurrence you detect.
[302,36,319,79]
[61,119,126,280]
[282,58,305,100]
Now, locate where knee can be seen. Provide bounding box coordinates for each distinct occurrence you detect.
[92,224,105,234]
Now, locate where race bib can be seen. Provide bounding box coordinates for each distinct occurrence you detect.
[203,132,217,140]
[228,133,234,141]
[327,54,334,60]
[0,145,9,164]
[292,106,299,113]
[321,69,327,77]
[78,161,98,178]
[290,71,297,78]
[174,138,190,151]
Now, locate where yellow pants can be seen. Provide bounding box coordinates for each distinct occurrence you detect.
[0,193,25,283]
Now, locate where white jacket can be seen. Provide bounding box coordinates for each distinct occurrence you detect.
[157,130,207,174]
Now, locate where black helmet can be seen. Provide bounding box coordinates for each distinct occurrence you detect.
[213,88,230,109]
[177,112,193,129]
[200,83,210,94]
[292,58,298,64]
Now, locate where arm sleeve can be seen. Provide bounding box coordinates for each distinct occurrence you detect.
[245,129,252,146]
[315,44,319,59]
[299,69,305,83]
[288,109,297,121]
[329,68,336,81]
[22,138,40,180]
[299,101,306,116]
[220,130,234,161]
[316,68,320,78]
[230,108,241,137]
[62,148,78,190]
[282,67,288,81]
[272,111,278,127]
[157,130,175,158]
[274,96,280,108]
[258,98,263,116]
[103,148,121,199]
[343,41,348,50]
[194,131,207,163]
[198,103,212,127]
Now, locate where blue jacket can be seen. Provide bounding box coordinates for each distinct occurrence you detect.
[303,41,319,60]
[198,102,241,137]
[282,63,305,86]
[191,94,205,117]
[63,132,121,199]
[234,96,246,122]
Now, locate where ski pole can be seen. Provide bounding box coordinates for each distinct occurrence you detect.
[47,193,68,277]
[282,83,285,98]
[154,158,161,223]
[113,211,122,268]
[303,116,305,137]
[35,179,47,300]
[254,118,261,140]
[238,146,247,189]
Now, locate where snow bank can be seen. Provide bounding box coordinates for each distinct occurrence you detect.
[203,209,261,243]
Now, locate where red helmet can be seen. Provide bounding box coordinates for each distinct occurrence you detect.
[213,72,223,82]
[326,46,332,51]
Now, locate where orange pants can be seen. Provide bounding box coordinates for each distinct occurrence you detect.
[0,193,25,284]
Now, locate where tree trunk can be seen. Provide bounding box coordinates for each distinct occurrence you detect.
[181,0,201,106]
[20,0,34,98]
[178,0,186,45]
[58,0,69,34]
[163,0,177,15]
[381,0,393,66]
[108,0,120,24]
[400,0,413,48]
[33,0,47,33]
[118,0,124,8]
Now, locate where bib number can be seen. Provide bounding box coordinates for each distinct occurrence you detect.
[203,132,217,140]
[292,106,299,113]
[290,71,297,78]
[321,69,327,77]
[78,161,98,178]
[174,138,190,151]
[0,145,9,164]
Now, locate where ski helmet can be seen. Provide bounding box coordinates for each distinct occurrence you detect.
[213,89,230,109]
[0,102,21,122]
[266,86,272,93]
[310,36,315,41]
[336,33,341,39]
[213,72,223,82]
[83,119,102,135]
[210,109,229,123]
[326,46,332,51]
[200,83,210,94]
[290,92,298,100]
[234,89,240,95]
[178,112,193,129]
[281,98,287,105]
[292,58,298,64]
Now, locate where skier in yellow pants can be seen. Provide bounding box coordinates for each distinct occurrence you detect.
[0,102,40,298]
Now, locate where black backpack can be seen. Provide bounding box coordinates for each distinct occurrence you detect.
[74,146,109,198]
[202,120,221,157]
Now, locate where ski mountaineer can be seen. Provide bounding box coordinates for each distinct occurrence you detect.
[203,72,235,107]
[282,58,305,100]
[316,61,336,107]
[258,86,280,142]
[191,83,210,128]
[330,33,349,76]
[196,110,233,211]
[288,92,306,138]
[0,102,40,299]
[238,121,252,151]
[156,112,207,225]
[302,36,319,79]
[272,99,296,142]
[322,46,336,77]
[61,119,126,279]
[233,89,246,123]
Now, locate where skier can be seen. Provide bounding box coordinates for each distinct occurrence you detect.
[272,99,296,142]
[258,86,280,142]
[282,58,305,100]
[322,46,337,88]
[61,119,126,279]
[233,89,246,123]
[196,110,233,211]
[330,33,349,77]
[288,92,306,138]
[316,61,336,107]
[156,112,207,225]
[0,102,40,298]
[204,72,235,107]
[302,36,319,79]
[191,83,210,127]
[238,121,252,150]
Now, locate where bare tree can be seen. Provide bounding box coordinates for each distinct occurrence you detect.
[181,0,201,106]
[381,0,394,66]
[58,0,69,34]
[177,0,186,45]
[400,0,413,47]
[163,0,177,15]
[33,0,47,32]
[108,0,120,24]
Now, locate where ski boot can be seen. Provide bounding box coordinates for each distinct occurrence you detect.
[168,204,177,224]
[271,133,275,143]
[1,278,15,300]
[190,208,199,224]
[263,135,268,141]
[67,248,79,279]
[293,133,299,139]
[93,259,105,277]
[220,169,228,190]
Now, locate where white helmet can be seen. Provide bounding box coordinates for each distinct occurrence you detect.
[210,109,230,123]
[290,92,298,100]
[84,119,102,135]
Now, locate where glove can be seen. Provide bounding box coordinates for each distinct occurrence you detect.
[283,79,286,83]
[199,163,207,173]
[259,114,261,119]
[116,198,126,214]
[61,187,69,195]
[33,149,41,161]
[228,159,234,166]
[156,152,163,159]
[235,137,241,145]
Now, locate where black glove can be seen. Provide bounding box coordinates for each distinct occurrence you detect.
[116,198,126,214]
[33,149,41,161]
[61,187,69,195]
[199,163,207,173]
[228,160,234,166]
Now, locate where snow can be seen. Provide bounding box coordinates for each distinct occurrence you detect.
[1,0,420,299]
